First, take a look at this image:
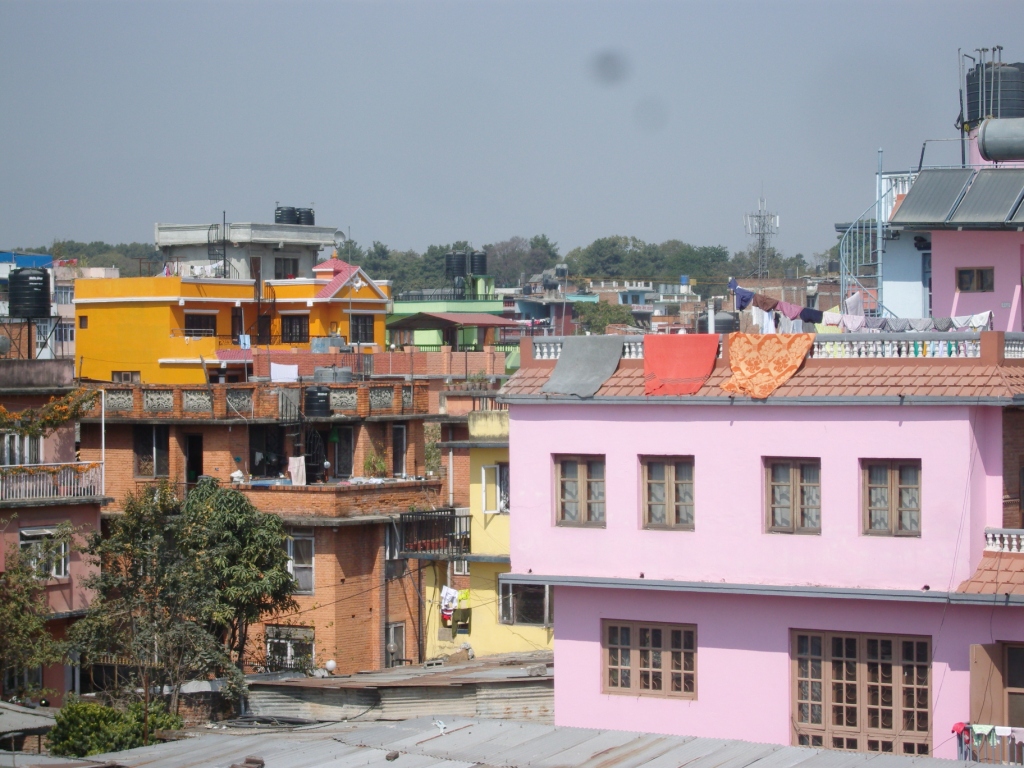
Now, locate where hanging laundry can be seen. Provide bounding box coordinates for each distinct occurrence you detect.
[840,315,866,332]
[951,723,966,736]
[843,292,865,316]
[815,324,841,334]
[972,724,997,747]
[287,456,306,486]
[239,334,251,350]
[888,318,911,332]
[933,317,954,332]
[778,316,792,334]
[799,307,823,324]
[734,286,755,310]
[776,300,803,320]
[440,585,459,622]
[822,311,842,326]
[541,336,624,398]
[995,726,1012,738]
[720,333,814,399]
[969,311,993,330]
[752,293,779,312]
[791,318,803,333]
[761,310,776,335]
[951,315,973,329]
[909,318,936,331]
[457,589,470,605]
[643,334,720,395]
[865,317,887,331]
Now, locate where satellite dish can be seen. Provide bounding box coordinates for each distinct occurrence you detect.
[333,230,346,250]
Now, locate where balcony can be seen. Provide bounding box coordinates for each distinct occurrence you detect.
[0,462,104,506]
[985,528,1024,553]
[399,508,470,559]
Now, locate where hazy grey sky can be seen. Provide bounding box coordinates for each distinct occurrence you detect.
[2,1,1021,259]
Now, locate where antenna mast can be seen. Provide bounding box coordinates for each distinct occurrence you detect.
[744,197,779,283]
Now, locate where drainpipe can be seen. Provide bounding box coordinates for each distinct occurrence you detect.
[447,425,454,506]
[100,389,106,495]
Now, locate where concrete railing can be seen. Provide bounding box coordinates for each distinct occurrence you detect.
[810,333,982,360]
[985,528,1024,553]
[0,462,103,503]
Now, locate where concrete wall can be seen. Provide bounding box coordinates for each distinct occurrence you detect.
[508,403,1001,591]
[553,586,1022,758]
[881,236,928,319]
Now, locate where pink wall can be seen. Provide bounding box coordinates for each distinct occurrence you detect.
[931,231,1024,332]
[555,586,1022,758]
[0,503,100,614]
[509,404,1001,591]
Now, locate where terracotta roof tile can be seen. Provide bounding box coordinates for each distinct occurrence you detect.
[957,552,1024,596]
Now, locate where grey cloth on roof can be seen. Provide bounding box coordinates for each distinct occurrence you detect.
[541,335,624,398]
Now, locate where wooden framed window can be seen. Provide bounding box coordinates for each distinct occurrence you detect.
[350,314,375,344]
[133,425,169,478]
[79,315,88,329]
[499,583,553,626]
[281,315,309,344]
[603,620,696,699]
[1008,645,1024,727]
[956,267,994,293]
[556,456,605,526]
[792,630,931,754]
[642,457,694,530]
[284,528,314,595]
[863,461,921,536]
[183,313,217,337]
[767,459,821,534]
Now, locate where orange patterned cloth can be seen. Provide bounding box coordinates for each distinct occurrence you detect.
[720,333,814,399]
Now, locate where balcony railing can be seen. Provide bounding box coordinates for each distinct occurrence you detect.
[956,727,1023,764]
[0,462,103,503]
[399,508,470,559]
[985,528,1024,553]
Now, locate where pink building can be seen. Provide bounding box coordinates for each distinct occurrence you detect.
[501,334,1024,759]
[0,360,105,706]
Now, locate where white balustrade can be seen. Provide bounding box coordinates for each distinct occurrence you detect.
[810,335,981,360]
[985,528,1024,553]
[0,462,104,503]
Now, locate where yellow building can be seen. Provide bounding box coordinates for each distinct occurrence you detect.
[74,257,390,384]
[422,410,553,659]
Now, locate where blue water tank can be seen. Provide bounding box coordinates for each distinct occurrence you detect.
[680,275,690,286]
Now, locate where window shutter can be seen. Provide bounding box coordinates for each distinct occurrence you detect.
[970,643,1006,725]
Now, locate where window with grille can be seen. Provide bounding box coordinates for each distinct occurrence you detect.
[499,583,553,626]
[642,457,694,530]
[767,460,821,533]
[112,371,140,383]
[265,626,314,669]
[603,621,696,699]
[555,456,605,526]
[863,461,921,536]
[350,315,375,344]
[281,315,309,343]
[284,529,314,594]
[133,425,169,477]
[20,527,69,579]
[792,630,930,754]
[274,257,299,280]
[183,313,218,337]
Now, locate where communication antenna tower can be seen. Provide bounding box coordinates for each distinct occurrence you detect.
[744,198,779,282]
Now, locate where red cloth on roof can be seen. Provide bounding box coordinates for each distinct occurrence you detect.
[643,334,720,396]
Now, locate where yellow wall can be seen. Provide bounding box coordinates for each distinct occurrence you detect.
[75,275,389,384]
[469,446,510,557]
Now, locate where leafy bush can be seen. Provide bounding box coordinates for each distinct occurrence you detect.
[48,699,183,757]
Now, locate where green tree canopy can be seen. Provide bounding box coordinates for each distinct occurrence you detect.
[573,301,637,334]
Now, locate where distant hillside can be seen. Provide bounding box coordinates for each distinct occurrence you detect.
[15,240,161,276]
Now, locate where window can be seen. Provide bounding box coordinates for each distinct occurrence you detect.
[20,528,69,579]
[265,626,313,669]
[112,371,141,383]
[1009,645,1024,727]
[863,461,921,536]
[499,583,554,626]
[281,315,309,343]
[231,307,243,343]
[284,529,314,594]
[274,257,299,280]
[2,665,43,697]
[133,425,169,477]
[642,457,694,529]
[1,434,42,465]
[603,620,696,699]
[956,267,994,293]
[385,522,407,580]
[79,315,88,329]
[350,315,375,344]
[453,559,469,576]
[556,456,605,525]
[792,631,931,754]
[767,460,821,534]
[183,313,217,337]
[482,463,510,514]
[55,284,74,305]
[55,320,75,343]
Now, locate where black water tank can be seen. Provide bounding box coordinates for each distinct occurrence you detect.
[444,252,457,279]
[304,386,330,417]
[275,207,298,225]
[452,250,467,278]
[296,208,315,226]
[9,268,51,318]
[523,284,533,296]
[470,251,487,275]
[967,62,1024,123]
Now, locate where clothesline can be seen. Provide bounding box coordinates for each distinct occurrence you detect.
[727,279,993,335]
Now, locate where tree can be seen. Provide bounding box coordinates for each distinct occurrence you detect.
[573,301,636,334]
[0,517,71,700]
[175,480,296,671]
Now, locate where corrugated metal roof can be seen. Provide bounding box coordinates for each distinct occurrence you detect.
[948,169,1024,224]
[89,716,976,768]
[0,700,56,736]
[890,169,974,225]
